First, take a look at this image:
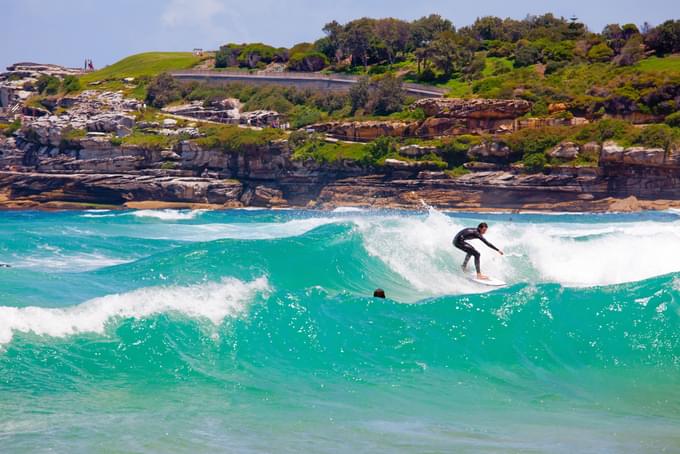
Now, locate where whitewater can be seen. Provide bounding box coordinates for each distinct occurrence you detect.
[0,208,678,453]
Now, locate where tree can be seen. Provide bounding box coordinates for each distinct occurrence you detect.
[344,18,375,69]
[514,40,542,67]
[410,14,453,48]
[645,20,680,55]
[471,16,505,41]
[215,43,242,68]
[615,35,644,66]
[429,30,472,77]
[374,18,411,64]
[349,77,370,113]
[367,74,405,115]
[322,20,345,63]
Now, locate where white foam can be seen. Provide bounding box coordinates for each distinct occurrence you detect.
[130,217,340,241]
[354,208,511,295]
[353,207,680,293]
[131,209,207,221]
[0,277,269,345]
[332,207,367,213]
[12,252,131,272]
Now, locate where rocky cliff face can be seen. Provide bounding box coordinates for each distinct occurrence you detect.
[310,97,533,140]
[2,85,680,211]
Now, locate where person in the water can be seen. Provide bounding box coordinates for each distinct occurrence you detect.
[453,222,503,280]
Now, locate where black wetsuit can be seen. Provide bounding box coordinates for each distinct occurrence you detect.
[453,228,499,273]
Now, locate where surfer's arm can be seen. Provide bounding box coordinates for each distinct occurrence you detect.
[478,234,500,252]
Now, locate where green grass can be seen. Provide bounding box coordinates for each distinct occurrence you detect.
[482,57,513,78]
[446,166,471,177]
[196,124,285,152]
[636,55,680,73]
[120,132,178,150]
[441,78,472,97]
[292,140,369,163]
[80,52,203,86]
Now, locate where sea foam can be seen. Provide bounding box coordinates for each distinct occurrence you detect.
[0,277,269,345]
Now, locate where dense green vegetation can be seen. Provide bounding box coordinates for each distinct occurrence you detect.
[24,13,677,175]
[195,124,285,152]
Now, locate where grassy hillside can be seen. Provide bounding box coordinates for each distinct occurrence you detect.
[79,52,204,92]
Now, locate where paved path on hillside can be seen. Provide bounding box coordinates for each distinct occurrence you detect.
[169,70,447,98]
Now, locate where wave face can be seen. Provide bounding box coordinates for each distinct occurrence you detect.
[0,209,679,453]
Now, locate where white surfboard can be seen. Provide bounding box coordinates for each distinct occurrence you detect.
[468,275,507,287]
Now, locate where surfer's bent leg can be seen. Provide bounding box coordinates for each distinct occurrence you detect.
[455,241,480,273]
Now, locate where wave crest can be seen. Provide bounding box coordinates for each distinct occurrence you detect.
[0,277,269,345]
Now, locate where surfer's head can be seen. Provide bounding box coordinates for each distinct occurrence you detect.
[477,222,488,234]
[373,288,386,298]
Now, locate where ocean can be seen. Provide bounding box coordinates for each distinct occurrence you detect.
[0,208,678,453]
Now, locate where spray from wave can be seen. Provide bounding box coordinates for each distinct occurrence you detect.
[0,277,269,345]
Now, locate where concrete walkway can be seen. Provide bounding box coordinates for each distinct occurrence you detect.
[169,70,447,98]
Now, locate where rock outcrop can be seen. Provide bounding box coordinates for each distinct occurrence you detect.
[411,98,532,119]
[549,142,580,160]
[309,120,418,141]
[311,97,533,140]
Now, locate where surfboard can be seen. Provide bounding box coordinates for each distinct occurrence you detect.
[468,275,506,287]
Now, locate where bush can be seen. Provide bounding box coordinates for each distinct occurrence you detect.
[574,119,634,143]
[349,77,370,114]
[2,119,21,137]
[635,124,679,149]
[196,124,284,152]
[665,111,680,128]
[289,105,324,128]
[514,42,542,67]
[366,136,398,162]
[62,75,81,93]
[287,52,329,72]
[522,152,547,172]
[438,135,481,167]
[587,43,614,62]
[367,74,405,115]
[36,75,61,95]
[505,127,569,155]
[145,73,183,108]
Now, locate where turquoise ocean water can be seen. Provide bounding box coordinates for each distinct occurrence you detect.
[0,207,679,453]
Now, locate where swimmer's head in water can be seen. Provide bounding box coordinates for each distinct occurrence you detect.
[373,288,386,298]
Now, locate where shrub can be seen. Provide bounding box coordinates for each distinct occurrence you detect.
[635,124,679,149]
[367,74,405,115]
[349,77,370,114]
[665,111,680,128]
[438,135,481,167]
[196,124,284,152]
[514,42,542,67]
[587,43,614,62]
[287,51,329,72]
[522,152,547,172]
[36,75,61,95]
[2,119,21,137]
[504,127,569,154]
[366,136,398,162]
[62,75,81,93]
[289,105,324,128]
[574,118,634,143]
[145,73,183,108]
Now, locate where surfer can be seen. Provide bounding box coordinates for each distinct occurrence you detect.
[453,222,503,280]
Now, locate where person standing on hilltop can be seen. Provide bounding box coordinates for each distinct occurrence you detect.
[453,222,503,280]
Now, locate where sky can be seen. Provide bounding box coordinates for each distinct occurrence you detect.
[1,0,679,71]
